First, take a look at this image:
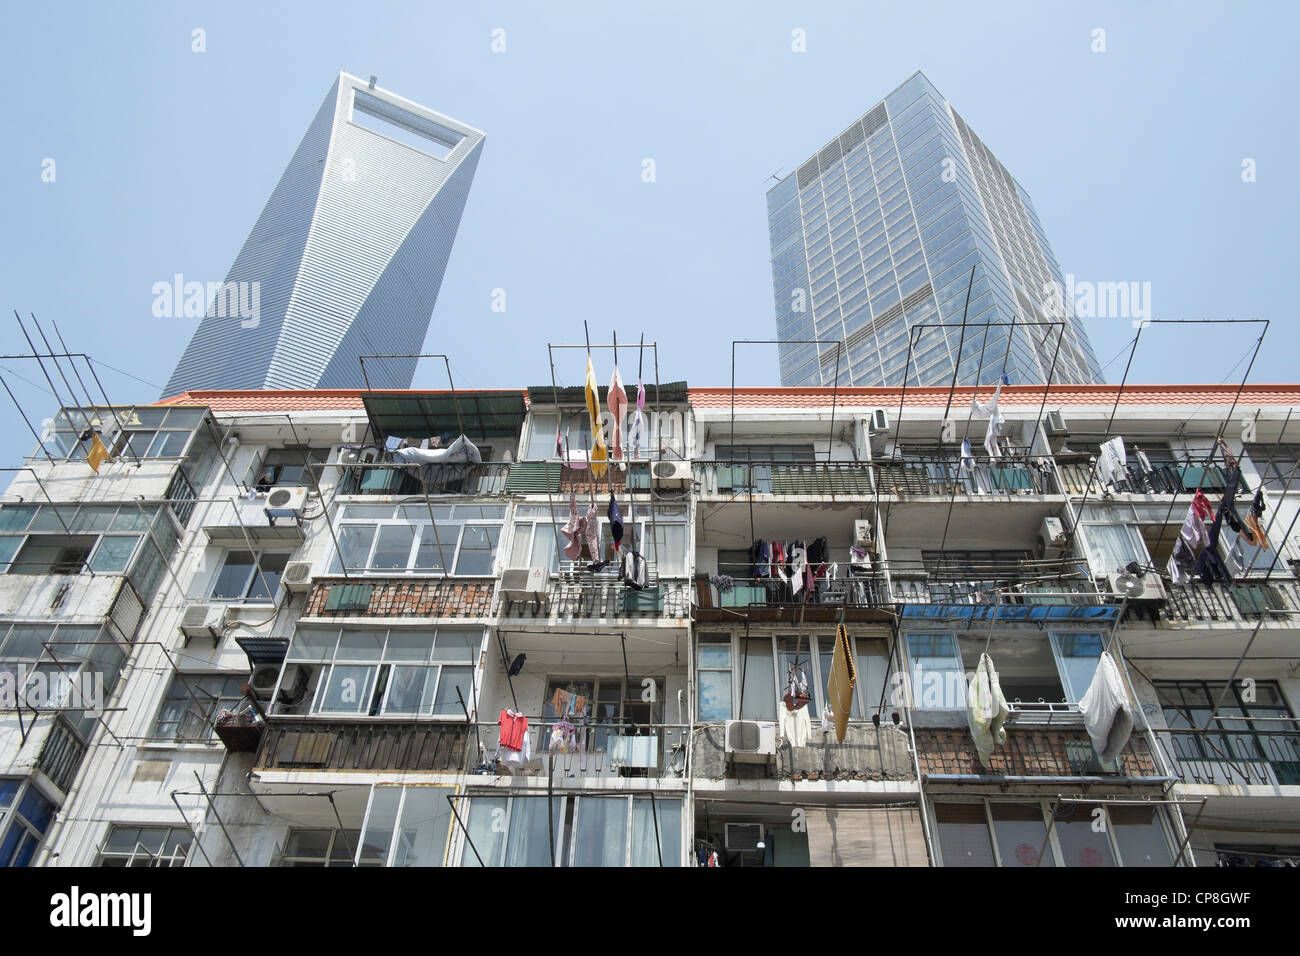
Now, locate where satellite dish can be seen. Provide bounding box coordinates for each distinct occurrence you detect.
[1113,572,1147,599]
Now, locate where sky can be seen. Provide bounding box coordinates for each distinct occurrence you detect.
[1,1,1297,465]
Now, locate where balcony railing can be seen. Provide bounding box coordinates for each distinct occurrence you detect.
[888,558,1099,607]
[37,715,88,794]
[915,726,1164,780]
[1156,579,1300,625]
[337,460,514,497]
[1153,725,1300,787]
[254,719,470,773]
[695,460,874,497]
[1055,457,1242,496]
[470,720,690,781]
[499,564,692,620]
[875,450,1055,497]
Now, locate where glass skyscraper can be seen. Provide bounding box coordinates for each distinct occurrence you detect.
[768,71,1103,388]
[164,72,484,395]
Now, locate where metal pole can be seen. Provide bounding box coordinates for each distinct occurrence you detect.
[168,790,216,867]
[193,771,245,866]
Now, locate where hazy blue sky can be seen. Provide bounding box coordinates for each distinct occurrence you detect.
[1,2,1297,464]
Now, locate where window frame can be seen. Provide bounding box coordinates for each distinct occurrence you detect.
[207,549,293,604]
[150,673,249,743]
[96,824,193,868]
[330,502,505,578]
[0,778,56,868]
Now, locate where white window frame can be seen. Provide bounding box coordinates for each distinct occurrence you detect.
[330,503,505,577]
[207,549,292,604]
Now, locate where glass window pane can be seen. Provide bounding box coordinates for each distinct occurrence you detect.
[88,535,138,573]
[333,525,376,573]
[504,797,560,867]
[991,803,1054,867]
[935,803,995,866]
[244,553,289,602]
[1054,803,1116,867]
[415,524,458,571]
[288,629,337,662]
[390,787,452,867]
[574,796,628,867]
[210,551,254,599]
[433,666,472,716]
[383,631,433,662]
[460,796,507,867]
[454,526,500,575]
[1052,633,1105,701]
[318,664,375,714]
[738,639,776,720]
[697,670,732,721]
[631,797,680,866]
[1110,806,1173,867]
[357,787,402,866]
[371,525,415,570]
[385,666,433,714]
[432,630,478,663]
[337,630,384,661]
[906,633,964,709]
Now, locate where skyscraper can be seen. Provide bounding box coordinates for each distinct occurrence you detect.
[163,72,484,395]
[768,71,1103,389]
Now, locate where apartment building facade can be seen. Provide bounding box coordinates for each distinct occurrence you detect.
[2,381,1297,867]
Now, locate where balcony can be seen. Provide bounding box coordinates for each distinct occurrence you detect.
[36,714,88,794]
[889,558,1100,608]
[693,567,893,624]
[692,720,918,784]
[253,719,470,773]
[875,450,1056,498]
[915,726,1164,782]
[1153,725,1300,787]
[471,720,689,783]
[305,577,497,619]
[1154,579,1300,626]
[695,460,874,498]
[499,564,691,623]
[1054,455,1241,497]
[337,460,514,497]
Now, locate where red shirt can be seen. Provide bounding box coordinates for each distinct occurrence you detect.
[499,709,527,751]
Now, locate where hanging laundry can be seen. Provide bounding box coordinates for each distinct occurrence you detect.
[631,375,646,459]
[1243,511,1270,551]
[608,493,624,552]
[970,379,1006,459]
[86,432,113,473]
[1251,489,1266,518]
[1097,436,1127,489]
[550,687,571,715]
[707,572,734,593]
[498,708,528,752]
[583,501,601,560]
[789,541,807,596]
[584,354,609,478]
[1192,489,1215,523]
[507,653,527,677]
[1134,447,1153,474]
[752,540,771,578]
[820,706,834,734]
[1179,501,1210,550]
[959,437,975,475]
[550,719,578,752]
[499,727,532,772]
[621,548,648,589]
[1077,651,1133,765]
[608,361,627,461]
[826,623,857,744]
[555,420,564,459]
[966,652,1010,767]
[560,489,584,560]
[1168,539,1196,585]
[778,701,812,748]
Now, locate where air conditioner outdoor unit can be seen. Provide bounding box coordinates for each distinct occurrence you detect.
[280,561,314,594]
[179,604,227,641]
[1105,570,1169,606]
[651,460,691,490]
[725,822,765,852]
[249,663,281,696]
[264,486,308,515]
[869,408,890,434]
[1035,516,1068,558]
[500,567,549,602]
[1043,411,1070,451]
[724,719,777,762]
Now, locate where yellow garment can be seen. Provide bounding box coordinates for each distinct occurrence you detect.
[584,355,608,478]
[825,623,856,744]
[87,433,112,473]
[966,652,1010,767]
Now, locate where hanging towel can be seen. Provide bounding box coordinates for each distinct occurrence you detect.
[778,702,812,748]
[584,354,609,478]
[826,623,857,744]
[560,490,584,560]
[631,377,646,458]
[1077,651,1134,765]
[608,493,624,552]
[966,653,1011,767]
[970,380,1005,459]
[608,363,627,461]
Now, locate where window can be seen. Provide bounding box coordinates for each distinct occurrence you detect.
[0,622,127,738]
[1245,443,1300,492]
[278,828,359,867]
[351,90,464,161]
[699,632,888,722]
[96,825,192,867]
[278,626,480,718]
[458,794,681,867]
[0,779,56,868]
[36,406,203,462]
[357,785,455,867]
[152,674,247,742]
[540,676,666,772]
[507,504,688,575]
[1080,507,1151,576]
[933,799,1177,867]
[208,550,291,602]
[1155,679,1300,785]
[0,503,154,576]
[245,447,330,492]
[330,503,504,576]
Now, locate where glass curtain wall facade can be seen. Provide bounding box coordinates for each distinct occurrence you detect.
[768,72,1103,389]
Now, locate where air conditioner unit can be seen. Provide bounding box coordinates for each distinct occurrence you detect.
[500,567,549,601]
[179,604,227,641]
[725,822,765,852]
[868,408,890,434]
[1105,570,1169,606]
[1035,516,1068,558]
[249,663,281,696]
[280,561,314,594]
[1043,411,1069,451]
[651,460,691,490]
[264,486,308,515]
[724,719,777,762]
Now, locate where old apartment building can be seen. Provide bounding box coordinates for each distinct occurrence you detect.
[1,380,1297,867]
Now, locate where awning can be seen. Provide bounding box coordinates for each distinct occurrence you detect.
[805,807,930,866]
[362,391,527,444]
[234,635,290,666]
[203,523,304,544]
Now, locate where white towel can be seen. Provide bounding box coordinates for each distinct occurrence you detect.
[1078,651,1134,765]
[966,652,1010,766]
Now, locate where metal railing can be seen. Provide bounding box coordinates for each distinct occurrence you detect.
[887,558,1099,606]
[36,714,88,793]
[499,564,692,620]
[255,719,470,773]
[876,448,1055,497]
[337,459,514,497]
[695,460,874,496]
[1157,579,1300,624]
[1153,725,1300,787]
[164,468,198,526]
[470,719,690,781]
[1055,458,1242,496]
[914,725,1164,779]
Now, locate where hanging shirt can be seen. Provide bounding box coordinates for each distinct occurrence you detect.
[584,355,609,478]
[583,502,601,561]
[970,381,1006,459]
[1179,503,1210,550]
[778,703,812,748]
[608,493,624,552]
[499,709,528,752]
[630,378,646,459]
[608,363,627,461]
[560,489,584,560]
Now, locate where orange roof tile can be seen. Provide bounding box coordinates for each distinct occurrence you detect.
[156,388,529,411]
[688,384,1300,409]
